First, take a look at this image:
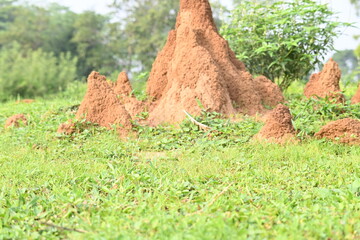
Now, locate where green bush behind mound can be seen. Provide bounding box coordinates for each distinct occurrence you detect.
[0,43,78,101]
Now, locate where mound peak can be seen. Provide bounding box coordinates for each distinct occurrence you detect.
[255,104,296,144]
[304,58,345,103]
[76,71,132,136]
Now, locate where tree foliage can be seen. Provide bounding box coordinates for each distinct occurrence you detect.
[333,50,360,83]
[222,0,348,89]
[0,2,122,79]
[110,0,178,72]
[0,43,77,100]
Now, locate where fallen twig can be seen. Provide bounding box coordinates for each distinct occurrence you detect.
[183,110,212,131]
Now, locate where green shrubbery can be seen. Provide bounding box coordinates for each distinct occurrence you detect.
[221,0,348,89]
[0,43,77,101]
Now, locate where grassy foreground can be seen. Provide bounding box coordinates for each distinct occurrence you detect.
[0,85,360,239]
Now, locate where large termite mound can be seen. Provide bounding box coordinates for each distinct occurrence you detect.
[146,0,284,125]
[4,114,28,128]
[304,58,345,103]
[76,71,132,136]
[255,104,296,144]
[315,118,360,145]
[254,76,285,107]
[351,84,360,104]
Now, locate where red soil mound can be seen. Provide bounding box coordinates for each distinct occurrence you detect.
[254,76,285,108]
[113,72,133,97]
[146,0,284,125]
[113,72,148,119]
[315,118,360,145]
[57,121,76,135]
[255,104,296,144]
[351,84,360,104]
[76,71,132,136]
[16,99,35,104]
[304,58,345,103]
[5,114,28,128]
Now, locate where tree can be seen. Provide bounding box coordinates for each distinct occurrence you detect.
[350,0,360,14]
[71,11,116,77]
[110,0,178,72]
[332,50,360,82]
[0,43,77,100]
[221,0,348,89]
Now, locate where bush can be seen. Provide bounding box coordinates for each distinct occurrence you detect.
[0,43,78,101]
[288,97,360,139]
[221,0,348,89]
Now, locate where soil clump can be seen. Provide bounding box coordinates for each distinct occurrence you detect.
[304,58,345,103]
[255,104,296,144]
[17,99,35,104]
[351,84,360,104]
[76,71,132,137]
[146,0,284,125]
[5,114,28,128]
[315,118,360,145]
[57,121,76,135]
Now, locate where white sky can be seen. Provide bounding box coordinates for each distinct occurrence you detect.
[29,0,360,55]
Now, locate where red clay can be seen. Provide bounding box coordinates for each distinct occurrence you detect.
[113,72,133,97]
[315,118,360,145]
[5,114,28,128]
[113,71,148,120]
[57,121,76,135]
[304,58,345,103]
[146,0,284,125]
[76,71,132,137]
[351,84,360,104]
[255,104,296,144]
[17,99,35,104]
[254,76,285,108]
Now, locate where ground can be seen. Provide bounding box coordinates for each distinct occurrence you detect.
[0,82,360,239]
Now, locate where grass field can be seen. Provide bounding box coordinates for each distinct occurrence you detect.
[0,82,360,239]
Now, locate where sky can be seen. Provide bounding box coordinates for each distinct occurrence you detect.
[29,0,360,55]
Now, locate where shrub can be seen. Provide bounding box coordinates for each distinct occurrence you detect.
[221,0,348,89]
[0,43,77,101]
[288,97,360,139]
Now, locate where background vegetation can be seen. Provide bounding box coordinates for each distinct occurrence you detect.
[0,0,359,100]
[221,0,349,89]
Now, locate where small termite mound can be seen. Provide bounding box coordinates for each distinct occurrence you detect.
[57,121,76,135]
[254,104,297,144]
[315,118,360,145]
[5,114,28,128]
[304,58,345,103]
[76,71,133,137]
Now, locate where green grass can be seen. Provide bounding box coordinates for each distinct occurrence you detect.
[0,85,360,239]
